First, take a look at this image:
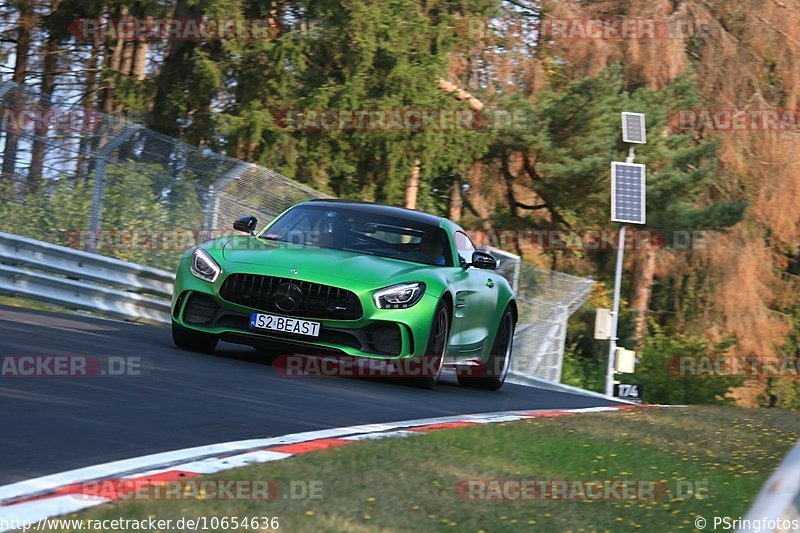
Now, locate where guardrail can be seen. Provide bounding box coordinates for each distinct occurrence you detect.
[0,232,174,324]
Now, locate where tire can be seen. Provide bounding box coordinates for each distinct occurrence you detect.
[458,306,514,390]
[414,299,451,389]
[172,322,219,353]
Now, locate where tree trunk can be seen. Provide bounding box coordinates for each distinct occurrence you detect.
[112,39,134,115]
[404,159,421,209]
[27,34,60,191]
[631,242,657,346]
[131,38,148,81]
[448,177,463,221]
[76,31,101,181]
[148,0,196,139]
[2,0,36,182]
[99,6,126,115]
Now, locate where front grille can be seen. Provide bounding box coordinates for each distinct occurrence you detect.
[219,273,363,320]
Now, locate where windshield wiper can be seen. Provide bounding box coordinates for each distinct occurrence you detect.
[259,233,286,242]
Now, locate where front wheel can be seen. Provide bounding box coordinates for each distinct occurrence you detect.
[172,322,219,353]
[414,300,451,389]
[458,306,514,390]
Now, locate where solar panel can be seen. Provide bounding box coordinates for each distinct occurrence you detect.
[622,112,646,144]
[611,162,646,224]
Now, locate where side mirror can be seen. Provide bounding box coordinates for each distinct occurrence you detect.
[233,215,258,235]
[470,250,499,270]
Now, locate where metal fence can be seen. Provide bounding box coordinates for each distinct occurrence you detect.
[512,263,595,382]
[0,81,592,382]
[0,81,327,272]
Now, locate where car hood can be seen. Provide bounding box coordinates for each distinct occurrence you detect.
[219,236,434,288]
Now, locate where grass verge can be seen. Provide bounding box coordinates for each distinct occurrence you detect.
[43,406,800,532]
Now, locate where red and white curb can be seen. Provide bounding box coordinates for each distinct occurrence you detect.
[0,404,651,530]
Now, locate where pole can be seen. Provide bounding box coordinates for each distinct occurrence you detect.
[86,124,142,252]
[605,224,627,396]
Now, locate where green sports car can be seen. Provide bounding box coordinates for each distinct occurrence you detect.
[171,200,517,389]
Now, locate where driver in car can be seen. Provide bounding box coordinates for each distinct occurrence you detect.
[420,230,446,266]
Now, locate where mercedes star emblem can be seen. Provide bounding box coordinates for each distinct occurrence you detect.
[274,282,303,313]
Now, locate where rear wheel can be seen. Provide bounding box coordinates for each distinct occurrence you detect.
[458,306,514,390]
[172,323,219,353]
[414,300,450,389]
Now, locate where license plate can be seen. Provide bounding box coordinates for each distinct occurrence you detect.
[249,313,321,337]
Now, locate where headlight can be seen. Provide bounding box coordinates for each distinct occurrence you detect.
[373,282,426,309]
[189,248,221,282]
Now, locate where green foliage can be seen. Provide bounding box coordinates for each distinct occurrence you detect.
[760,303,800,409]
[560,341,604,392]
[563,297,636,393]
[0,180,91,240]
[492,64,746,236]
[214,0,498,205]
[563,289,744,407]
[0,166,205,272]
[631,324,742,405]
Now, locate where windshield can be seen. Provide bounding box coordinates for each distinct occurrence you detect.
[259,204,452,267]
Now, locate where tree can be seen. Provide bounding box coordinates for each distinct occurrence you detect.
[483,66,745,341]
[2,0,37,182]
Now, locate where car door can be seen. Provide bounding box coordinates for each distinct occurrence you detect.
[449,231,499,353]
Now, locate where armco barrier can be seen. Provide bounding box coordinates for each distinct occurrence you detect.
[0,232,173,324]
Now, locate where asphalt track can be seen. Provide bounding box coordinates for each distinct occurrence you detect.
[0,305,621,485]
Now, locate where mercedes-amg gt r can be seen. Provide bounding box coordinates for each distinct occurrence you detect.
[171,200,517,389]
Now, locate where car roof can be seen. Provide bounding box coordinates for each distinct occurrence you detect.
[303,199,445,226]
